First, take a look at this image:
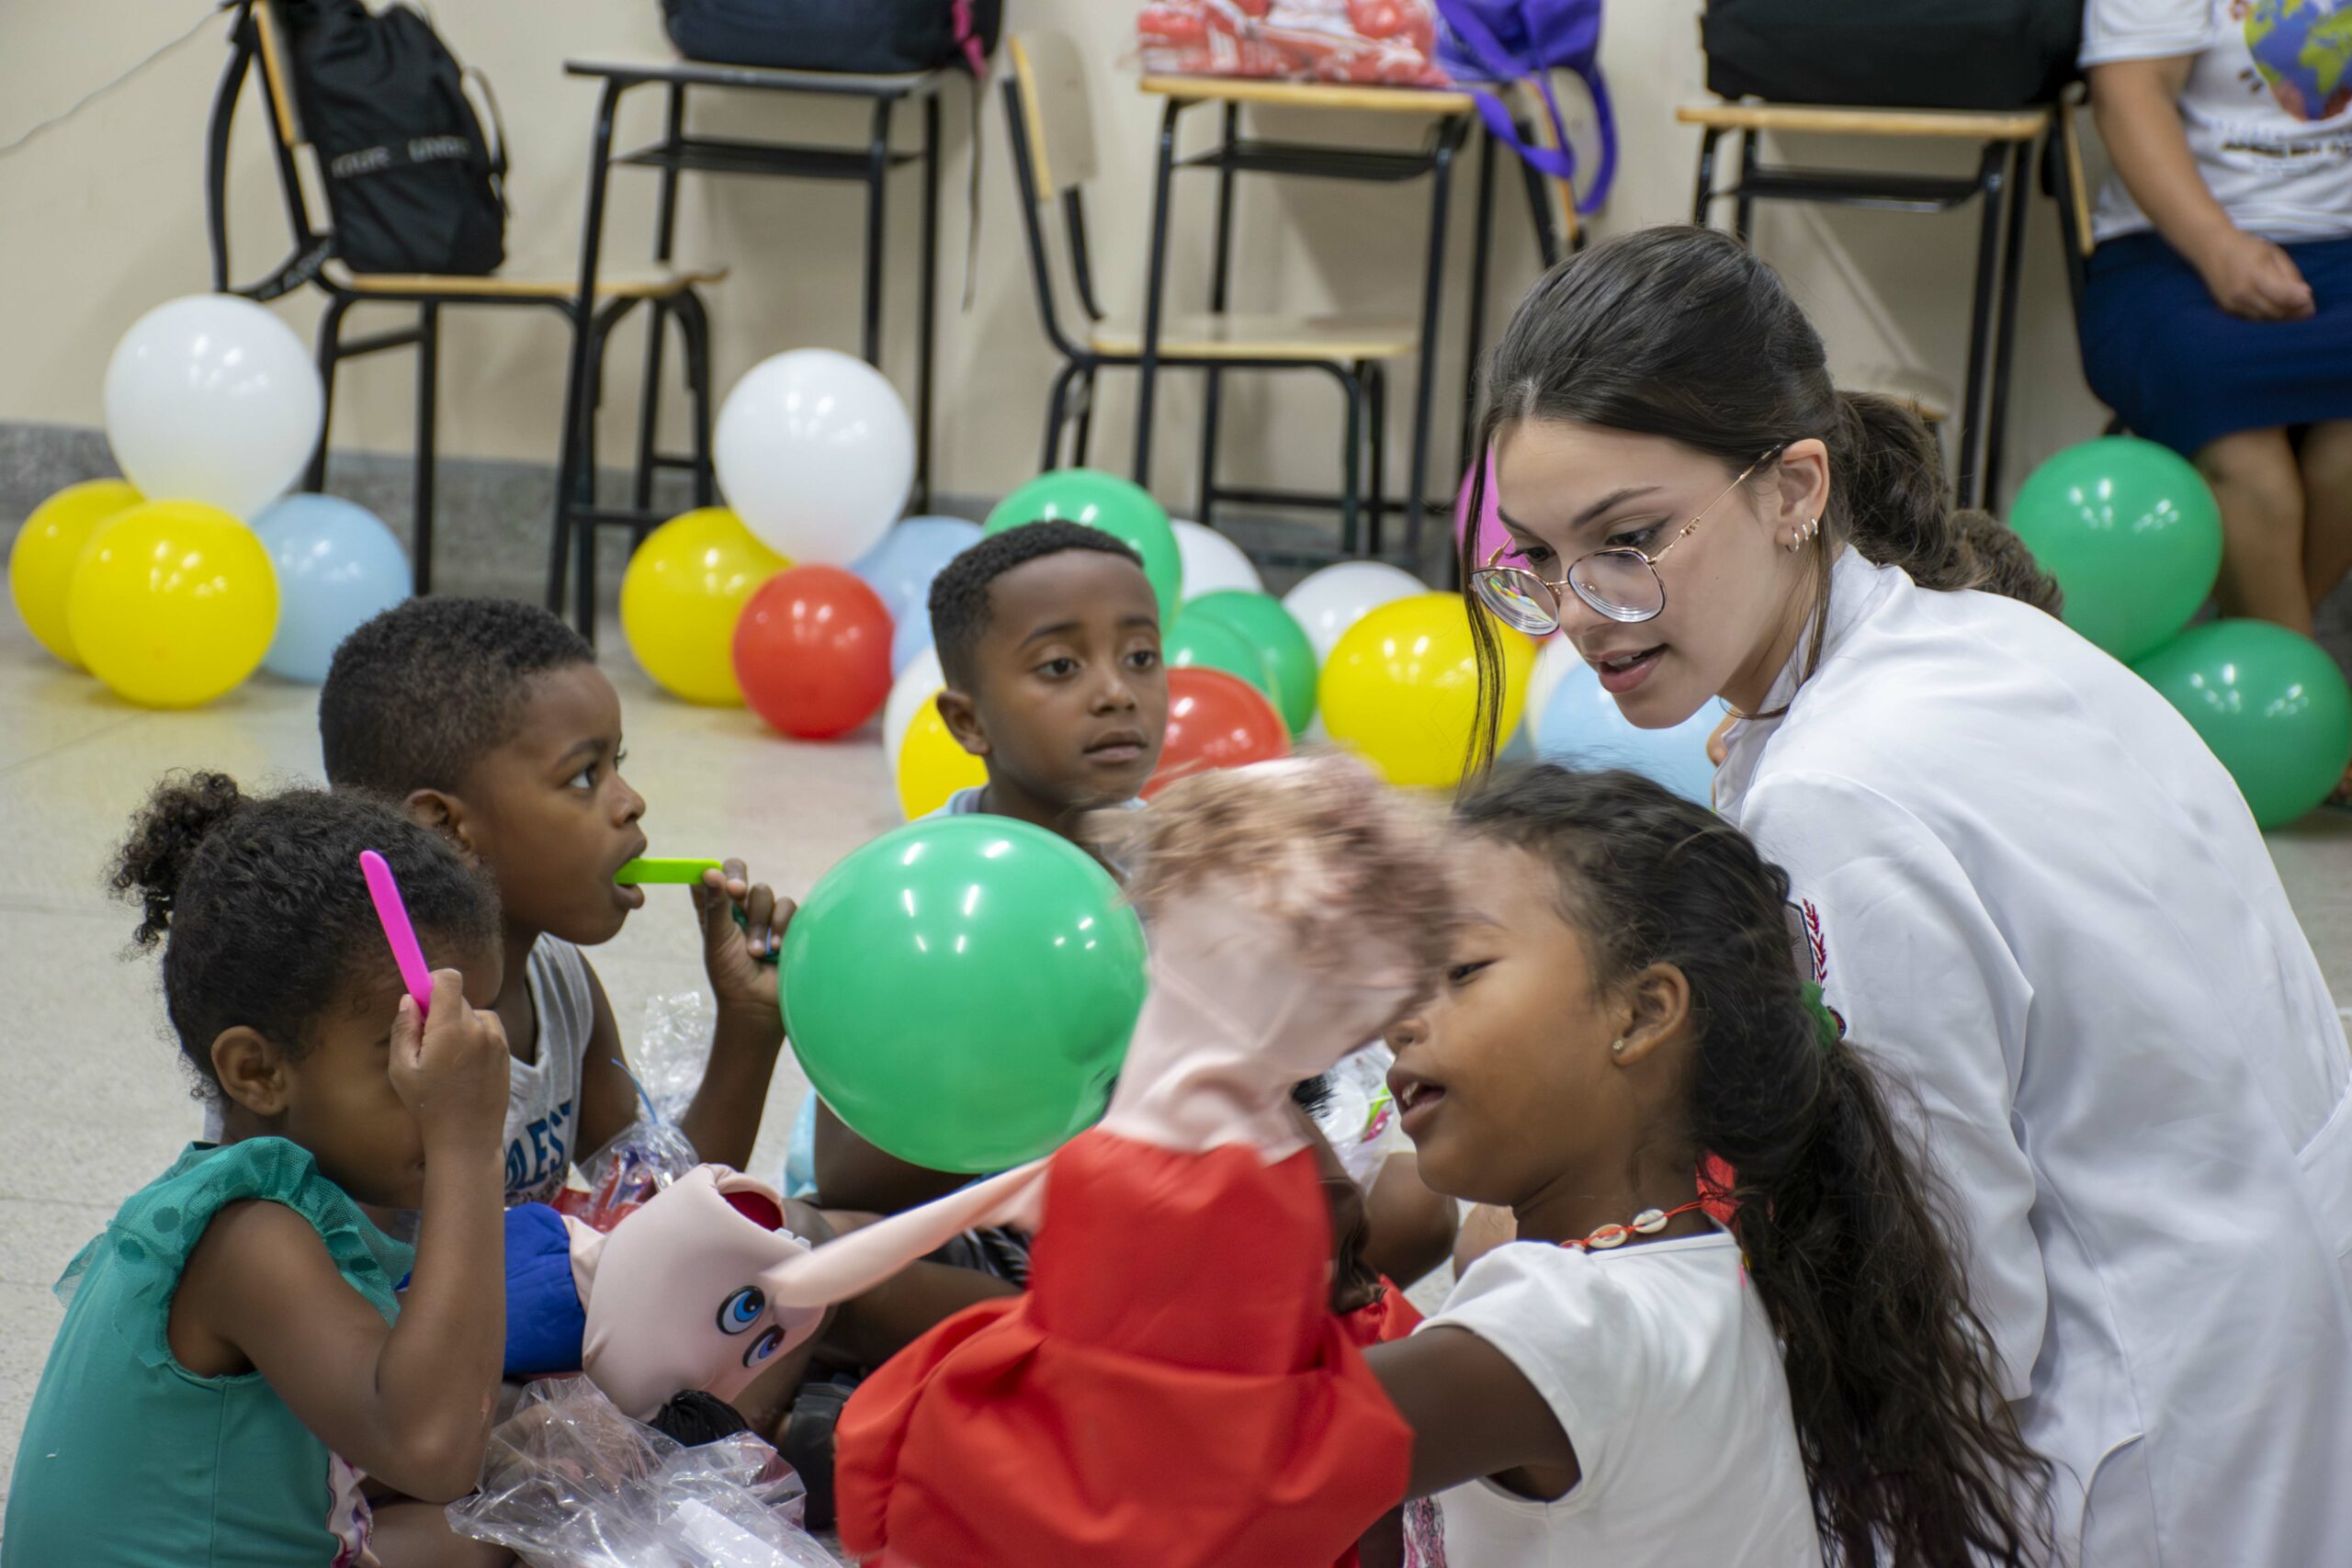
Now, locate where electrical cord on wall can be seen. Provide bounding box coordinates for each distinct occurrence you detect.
[0,4,230,158]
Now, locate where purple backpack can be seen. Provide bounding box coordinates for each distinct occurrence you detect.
[1434,0,1615,214]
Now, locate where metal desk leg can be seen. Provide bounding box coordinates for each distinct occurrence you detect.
[1195,102,1240,527]
[915,90,941,513]
[1691,127,1723,227]
[413,302,438,596]
[1982,136,2034,508]
[1458,122,1499,505]
[1132,98,1184,488]
[861,98,895,368]
[1955,141,2007,509]
[1402,118,1466,562]
[633,85,686,517]
[1734,130,1758,242]
[549,77,625,626]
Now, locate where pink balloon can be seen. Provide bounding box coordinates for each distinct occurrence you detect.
[1454,447,1515,568]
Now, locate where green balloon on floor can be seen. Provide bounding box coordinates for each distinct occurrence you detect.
[1166,605,1278,704]
[2133,619,2352,829]
[779,814,1148,1172]
[983,468,1182,625]
[1186,589,1318,734]
[2008,436,2222,663]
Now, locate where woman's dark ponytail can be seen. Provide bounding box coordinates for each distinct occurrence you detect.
[1457,228,2059,780]
[1457,765,2051,1566]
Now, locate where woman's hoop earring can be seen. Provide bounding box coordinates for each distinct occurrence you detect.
[1785,515,1819,554]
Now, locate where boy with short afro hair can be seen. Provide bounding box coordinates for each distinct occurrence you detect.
[922,520,1170,837]
[319,595,788,1207]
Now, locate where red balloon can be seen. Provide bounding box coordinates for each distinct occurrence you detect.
[731,564,894,739]
[1147,667,1289,796]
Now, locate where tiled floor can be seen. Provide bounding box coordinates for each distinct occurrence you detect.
[7,602,2352,1517]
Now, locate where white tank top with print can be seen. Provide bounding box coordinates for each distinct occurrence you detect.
[503,935,594,1207]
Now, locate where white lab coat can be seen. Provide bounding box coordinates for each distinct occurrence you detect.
[1717,549,2352,1565]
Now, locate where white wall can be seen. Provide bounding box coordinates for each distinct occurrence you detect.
[0,0,2109,515]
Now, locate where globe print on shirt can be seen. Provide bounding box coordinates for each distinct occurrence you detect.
[2246,0,2352,120]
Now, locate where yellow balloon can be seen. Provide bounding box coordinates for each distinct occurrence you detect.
[896,700,987,819]
[620,507,788,705]
[68,501,278,709]
[1318,592,1533,788]
[8,479,141,668]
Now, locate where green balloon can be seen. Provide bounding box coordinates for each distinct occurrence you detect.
[2133,619,2352,829]
[779,814,1148,1172]
[1166,606,1278,703]
[1186,589,1317,734]
[2009,436,2223,663]
[982,468,1182,626]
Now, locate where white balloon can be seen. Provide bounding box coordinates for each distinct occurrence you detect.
[1281,560,1427,663]
[1173,519,1262,600]
[1524,635,1580,749]
[102,294,322,519]
[715,348,912,567]
[882,645,946,783]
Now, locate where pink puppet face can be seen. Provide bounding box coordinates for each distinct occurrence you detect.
[570,1166,825,1421]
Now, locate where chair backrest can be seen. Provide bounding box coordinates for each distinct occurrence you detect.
[1525,79,1582,254]
[207,0,334,297]
[1007,33,1097,199]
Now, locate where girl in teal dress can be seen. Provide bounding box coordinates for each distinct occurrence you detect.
[4,774,515,1566]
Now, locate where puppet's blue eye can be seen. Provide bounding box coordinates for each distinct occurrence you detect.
[743,1325,786,1367]
[717,1287,764,1335]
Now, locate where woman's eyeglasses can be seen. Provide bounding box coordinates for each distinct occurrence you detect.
[1468,449,1782,634]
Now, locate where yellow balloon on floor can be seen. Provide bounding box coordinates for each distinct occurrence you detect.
[69,501,278,709]
[1319,592,1533,788]
[620,507,788,705]
[8,479,141,668]
[896,701,987,819]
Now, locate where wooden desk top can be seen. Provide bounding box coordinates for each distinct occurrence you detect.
[1676,100,2052,141]
[566,56,947,98]
[1139,73,1478,116]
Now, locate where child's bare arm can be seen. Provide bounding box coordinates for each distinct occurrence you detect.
[175,973,510,1501]
[570,965,644,1164]
[675,860,792,1168]
[810,1099,969,1213]
[1366,1327,1577,1501]
[1362,1151,1457,1288]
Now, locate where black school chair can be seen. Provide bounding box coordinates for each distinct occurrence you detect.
[204,0,721,630]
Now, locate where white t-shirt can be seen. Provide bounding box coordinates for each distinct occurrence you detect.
[1404,1235,1820,1568]
[2083,0,2352,243]
[503,935,594,1207]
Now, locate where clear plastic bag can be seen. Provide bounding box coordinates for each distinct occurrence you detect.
[554,993,714,1231]
[560,1116,703,1234]
[636,991,718,1125]
[1315,1041,1405,1190]
[447,1376,842,1568]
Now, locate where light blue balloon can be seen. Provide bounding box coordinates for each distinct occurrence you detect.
[252,494,411,684]
[891,608,937,678]
[851,516,983,626]
[1534,659,1721,807]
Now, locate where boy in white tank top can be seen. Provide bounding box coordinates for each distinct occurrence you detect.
[317,597,788,1207]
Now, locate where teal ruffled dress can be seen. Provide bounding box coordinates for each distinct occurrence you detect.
[2,1139,413,1567]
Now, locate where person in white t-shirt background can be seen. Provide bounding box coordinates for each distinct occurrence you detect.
[1361,766,2049,1567]
[2080,0,2352,647]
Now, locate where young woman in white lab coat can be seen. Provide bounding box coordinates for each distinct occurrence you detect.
[1459,226,2352,1565]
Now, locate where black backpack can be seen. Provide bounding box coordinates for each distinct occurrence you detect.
[660,0,1003,76]
[1701,0,2082,112]
[278,0,506,275]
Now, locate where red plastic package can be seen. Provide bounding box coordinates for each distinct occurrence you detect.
[1138,0,1453,87]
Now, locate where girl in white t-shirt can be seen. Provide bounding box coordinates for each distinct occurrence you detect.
[1363,765,2049,1566]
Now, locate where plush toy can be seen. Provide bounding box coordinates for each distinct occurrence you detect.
[502,1165,825,1434]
